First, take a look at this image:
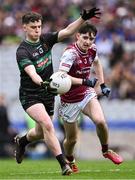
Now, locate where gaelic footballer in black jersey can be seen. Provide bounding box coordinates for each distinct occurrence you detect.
[16,32,58,114]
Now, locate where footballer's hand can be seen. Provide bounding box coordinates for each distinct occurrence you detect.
[100,83,111,97]
[81,7,101,20]
[82,78,98,87]
[41,79,58,95]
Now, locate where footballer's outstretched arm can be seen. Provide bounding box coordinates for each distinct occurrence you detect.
[58,7,101,41]
[24,65,43,85]
[59,70,97,88]
[58,17,84,41]
[58,69,83,85]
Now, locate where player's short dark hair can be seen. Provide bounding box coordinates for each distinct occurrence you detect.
[78,22,97,36]
[22,12,43,24]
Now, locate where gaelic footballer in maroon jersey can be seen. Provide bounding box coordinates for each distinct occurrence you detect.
[58,23,123,170]
[59,42,98,103]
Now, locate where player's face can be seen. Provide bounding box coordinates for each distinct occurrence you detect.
[76,32,95,52]
[23,20,42,42]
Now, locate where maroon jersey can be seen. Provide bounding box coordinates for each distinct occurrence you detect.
[59,43,98,103]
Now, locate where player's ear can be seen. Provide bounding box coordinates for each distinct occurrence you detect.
[23,24,27,32]
[76,33,81,40]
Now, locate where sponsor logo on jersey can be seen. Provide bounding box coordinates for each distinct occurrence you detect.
[61,63,71,68]
[76,67,90,75]
[37,58,49,67]
[43,44,49,51]
[89,57,94,64]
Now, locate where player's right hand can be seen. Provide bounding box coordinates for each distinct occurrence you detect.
[82,77,98,87]
[81,7,101,20]
[41,79,58,95]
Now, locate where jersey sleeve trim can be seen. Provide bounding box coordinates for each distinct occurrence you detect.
[18,58,33,71]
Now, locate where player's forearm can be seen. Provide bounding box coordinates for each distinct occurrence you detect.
[70,76,83,85]
[31,74,43,86]
[70,75,97,88]
[58,17,84,41]
[65,17,84,35]
[94,61,104,85]
[24,65,43,86]
[28,71,43,85]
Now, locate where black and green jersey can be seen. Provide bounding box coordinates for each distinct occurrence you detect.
[16,32,58,92]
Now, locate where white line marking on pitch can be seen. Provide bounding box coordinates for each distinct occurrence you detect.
[10,168,134,176]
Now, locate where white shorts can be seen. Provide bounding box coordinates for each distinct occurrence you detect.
[59,92,97,123]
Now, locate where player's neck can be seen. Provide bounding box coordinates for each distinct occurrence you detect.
[26,37,39,44]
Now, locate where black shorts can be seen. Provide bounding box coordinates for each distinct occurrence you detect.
[19,88,55,116]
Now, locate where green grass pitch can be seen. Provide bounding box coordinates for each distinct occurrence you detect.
[0,158,134,179]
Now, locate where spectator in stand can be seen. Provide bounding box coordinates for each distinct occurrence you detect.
[0,94,17,157]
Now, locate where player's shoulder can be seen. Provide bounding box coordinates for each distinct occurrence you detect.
[41,32,58,37]
[90,43,97,51]
[64,44,77,55]
[16,41,29,56]
[40,32,58,41]
[60,44,77,61]
[17,41,27,50]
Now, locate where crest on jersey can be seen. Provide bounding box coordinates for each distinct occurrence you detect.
[43,43,48,52]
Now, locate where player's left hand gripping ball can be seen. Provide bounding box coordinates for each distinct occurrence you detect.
[100,83,111,97]
[41,79,58,95]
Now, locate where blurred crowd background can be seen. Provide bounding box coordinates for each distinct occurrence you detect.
[0,0,135,159]
[0,0,135,99]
